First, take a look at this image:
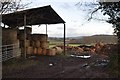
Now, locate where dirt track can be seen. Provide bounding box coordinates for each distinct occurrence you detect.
[2,53,110,78]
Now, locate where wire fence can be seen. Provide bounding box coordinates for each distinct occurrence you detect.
[0,43,21,62]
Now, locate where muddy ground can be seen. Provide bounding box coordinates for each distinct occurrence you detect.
[2,52,112,79]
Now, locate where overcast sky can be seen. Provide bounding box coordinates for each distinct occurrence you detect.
[21,0,114,37]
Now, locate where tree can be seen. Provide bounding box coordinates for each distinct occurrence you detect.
[0,0,30,14]
[86,2,120,44]
[94,2,120,77]
[98,2,120,44]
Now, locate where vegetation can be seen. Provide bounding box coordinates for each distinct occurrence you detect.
[0,0,29,14]
[76,1,120,77]
[97,2,120,78]
[98,2,120,44]
[107,54,119,77]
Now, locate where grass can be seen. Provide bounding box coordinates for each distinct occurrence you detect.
[66,44,80,46]
[49,40,63,48]
[107,54,120,78]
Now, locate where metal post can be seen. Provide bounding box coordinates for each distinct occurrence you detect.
[64,23,66,55]
[46,24,47,34]
[24,14,26,59]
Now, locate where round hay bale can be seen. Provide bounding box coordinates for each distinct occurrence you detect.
[27,34,31,40]
[33,48,37,54]
[31,34,48,41]
[20,40,30,48]
[52,47,63,54]
[35,40,41,47]
[17,30,31,40]
[30,41,35,47]
[26,47,33,55]
[17,30,25,40]
[42,48,46,55]
[40,41,49,49]
[30,40,40,47]
[37,47,42,55]
[39,34,48,42]
[2,28,18,45]
[25,40,30,47]
[47,49,56,56]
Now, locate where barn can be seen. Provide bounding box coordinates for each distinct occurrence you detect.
[1,5,66,61]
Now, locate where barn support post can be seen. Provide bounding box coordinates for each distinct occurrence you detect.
[46,24,48,42]
[46,24,47,34]
[24,14,27,59]
[63,23,66,55]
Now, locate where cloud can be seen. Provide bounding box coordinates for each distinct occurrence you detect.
[30,1,114,37]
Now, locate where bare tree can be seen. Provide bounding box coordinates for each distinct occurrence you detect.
[0,0,31,14]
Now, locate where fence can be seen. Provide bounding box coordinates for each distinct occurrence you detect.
[0,43,21,62]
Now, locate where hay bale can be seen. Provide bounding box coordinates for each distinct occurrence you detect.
[52,47,63,54]
[76,47,84,53]
[35,40,41,48]
[47,49,56,56]
[2,28,18,45]
[30,40,40,48]
[13,48,21,57]
[17,29,32,40]
[30,41,35,47]
[17,30,25,40]
[19,40,30,48]
[33,48,37,54]
[39,34,48,42]
[31,34,48,41]
[40,41,49,49]
[26,47,33,55]
[42,48,46,55]
[37,47,42,55]
[27,34,31,40]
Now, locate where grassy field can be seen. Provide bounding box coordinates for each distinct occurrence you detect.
[49,40,63,48]
[49,40,93,48]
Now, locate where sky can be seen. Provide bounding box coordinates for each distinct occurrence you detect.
[21,0,114,37]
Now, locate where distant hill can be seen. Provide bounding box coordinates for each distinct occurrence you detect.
[48,35,118,44]
[80,35,117,44]
[66,35,118,44]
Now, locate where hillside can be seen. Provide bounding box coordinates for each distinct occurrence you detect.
[82,35,117,44]
[66,35,117,44]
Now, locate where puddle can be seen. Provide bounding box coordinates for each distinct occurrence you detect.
[94,63,108,66]
[70,54,91,59]
[76,55,91,59]
[94,59,109,67]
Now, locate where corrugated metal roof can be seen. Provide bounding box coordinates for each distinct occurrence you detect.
[2,5,65,27]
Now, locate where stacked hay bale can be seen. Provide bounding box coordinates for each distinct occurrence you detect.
[17,27,32,56]
[2,28,18,45]
[2,28,21,57]
[30,34,49,55]
[17,28,56,56]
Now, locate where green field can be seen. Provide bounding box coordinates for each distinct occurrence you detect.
[49,40,83,48]
[49,40,63,48]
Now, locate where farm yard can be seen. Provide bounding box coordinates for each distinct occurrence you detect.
[1,1,120,79]
[2,42,119,78]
